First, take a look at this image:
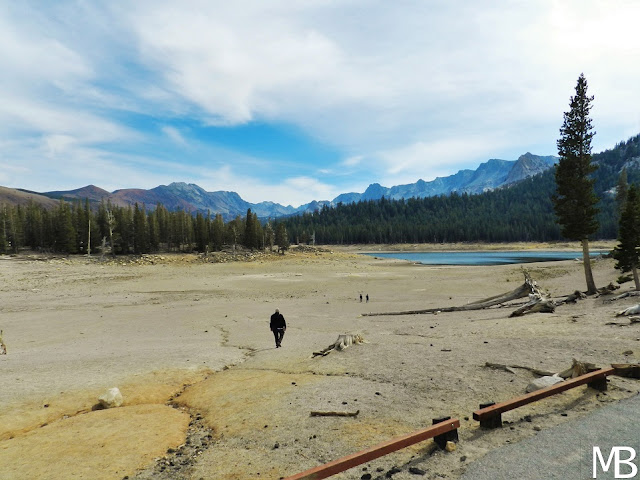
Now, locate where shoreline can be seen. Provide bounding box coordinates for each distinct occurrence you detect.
[329,240,617,253]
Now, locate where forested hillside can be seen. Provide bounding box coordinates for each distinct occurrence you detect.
[282,134,639,245]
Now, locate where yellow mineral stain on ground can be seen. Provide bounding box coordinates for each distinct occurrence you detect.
[176,368,320,437]
[0,404,189,480]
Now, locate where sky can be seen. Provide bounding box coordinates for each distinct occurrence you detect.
[1,1,639,207]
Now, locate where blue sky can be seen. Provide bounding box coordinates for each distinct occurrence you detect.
[1,1,639,207]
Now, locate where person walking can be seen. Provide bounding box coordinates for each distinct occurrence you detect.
[270,309,286,348]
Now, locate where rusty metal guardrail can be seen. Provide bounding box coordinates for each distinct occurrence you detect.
[473,367,616,428]
[284,417,460,480]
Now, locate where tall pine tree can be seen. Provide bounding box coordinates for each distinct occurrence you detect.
[553,73,599,294]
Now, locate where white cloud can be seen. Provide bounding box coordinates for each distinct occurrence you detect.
[198,171,339,206]
[162,126,188,146]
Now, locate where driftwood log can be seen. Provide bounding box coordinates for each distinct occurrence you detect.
[364,271,553,318]
[312,334,367,358]
[616,304,640,317]
[485,359,601,379]
[607,291,640,303]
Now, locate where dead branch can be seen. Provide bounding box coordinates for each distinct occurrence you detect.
[510,364,556,376]
[483,362,517,374]
[310,410,360,417]
[607,291,640,303]
[484,362,554,377]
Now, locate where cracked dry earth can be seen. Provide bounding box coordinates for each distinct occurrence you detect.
[1,244,640,479]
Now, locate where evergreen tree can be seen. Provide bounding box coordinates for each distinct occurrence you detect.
[211,213,224,251]
[195,212,208,252]
[275,222,290,254]
[264,221,275,252]
[553,73,599,294]
[616,168,629,216]
[244,208,257,250]
[147,209,160,252]
[133,203,149,253]
[54,200,76,253]
[0,206,8,253]
[117,206,134,254]
[226,215,243,251]
[613,184,640,290]
[24,200,44,250]
[252,212,263,250]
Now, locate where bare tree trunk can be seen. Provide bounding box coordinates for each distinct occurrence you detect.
[87,218,91,257]
[582,238,597,294]
[634,265,640,291]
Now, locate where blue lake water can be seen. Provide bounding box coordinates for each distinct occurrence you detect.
[363,250,608,266]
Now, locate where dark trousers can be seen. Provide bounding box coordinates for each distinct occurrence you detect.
[272,328,285,347]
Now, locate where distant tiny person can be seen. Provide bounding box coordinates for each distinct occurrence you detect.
[359,294,363,302]
[366,294,369,303]
[270,309,287,348]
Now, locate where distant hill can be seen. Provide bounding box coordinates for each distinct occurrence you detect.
[44,185,111,202]
[0,186,58,209]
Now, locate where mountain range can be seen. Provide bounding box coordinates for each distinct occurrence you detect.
[3,152,556,219]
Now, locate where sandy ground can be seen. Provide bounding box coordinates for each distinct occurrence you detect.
[1,242,639,480]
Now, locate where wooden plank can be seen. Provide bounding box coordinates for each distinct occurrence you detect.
[284,418,460,480]
[473,367,616,421]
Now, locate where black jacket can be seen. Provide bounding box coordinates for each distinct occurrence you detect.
[270,312,286,331]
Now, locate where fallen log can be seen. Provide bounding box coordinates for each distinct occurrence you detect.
[312,334,367,358]
[363,271,539,317]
